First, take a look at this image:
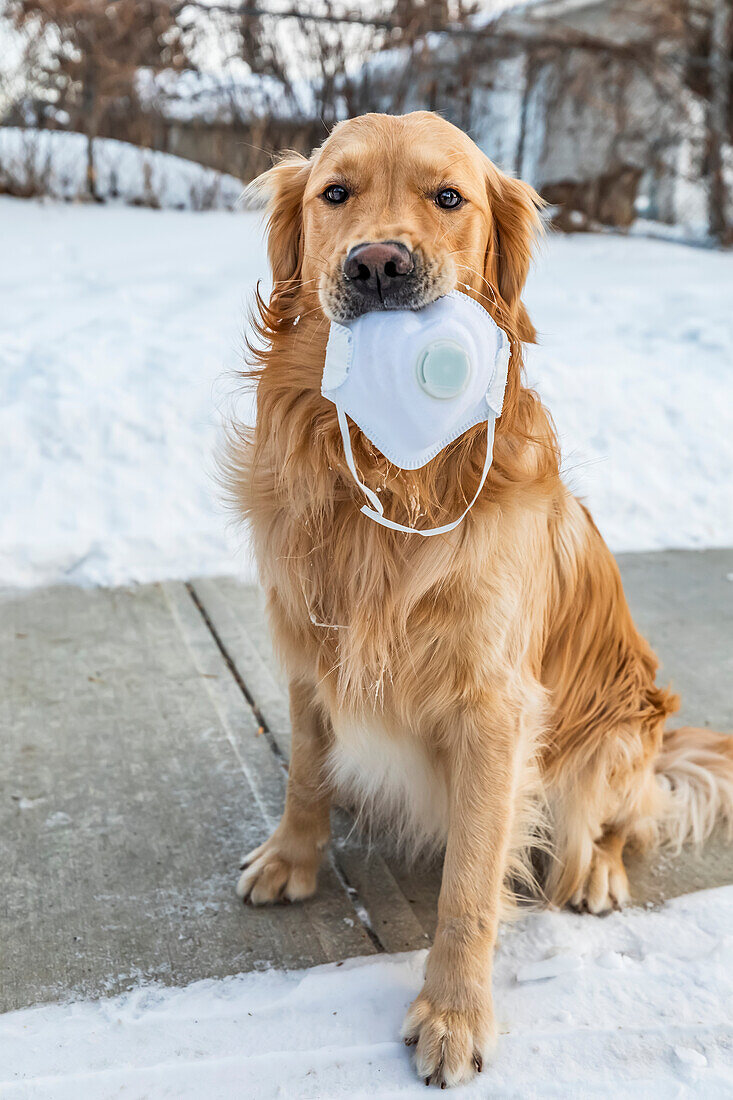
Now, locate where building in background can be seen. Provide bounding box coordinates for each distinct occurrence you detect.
[372,0,730,236]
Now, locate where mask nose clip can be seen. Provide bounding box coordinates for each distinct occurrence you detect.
[416,340,472,400]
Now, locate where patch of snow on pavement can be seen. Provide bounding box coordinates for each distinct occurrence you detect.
[2,887,733,1098]
[1,200,732,589]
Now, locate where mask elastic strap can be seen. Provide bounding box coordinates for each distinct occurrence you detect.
[336,405,496,537]
[337,405,386,517]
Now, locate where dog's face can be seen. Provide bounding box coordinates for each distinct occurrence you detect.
[254,112,542,342]
[304,113,491,321]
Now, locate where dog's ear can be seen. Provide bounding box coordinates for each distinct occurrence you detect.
[246,152,312,293]
[483,164,544,343]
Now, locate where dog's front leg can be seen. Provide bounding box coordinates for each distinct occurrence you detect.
[403,704,521,1087]
[237,678,332,904]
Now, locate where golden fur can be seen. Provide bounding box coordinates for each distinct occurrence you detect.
[226,112,733,1087]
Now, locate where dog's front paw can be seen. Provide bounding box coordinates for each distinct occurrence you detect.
[236,834,321,905]
[401,990,495,1088]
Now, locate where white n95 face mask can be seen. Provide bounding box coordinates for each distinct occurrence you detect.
[321,290,510,537]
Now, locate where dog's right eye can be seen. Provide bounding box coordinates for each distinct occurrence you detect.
[322,184,349,205]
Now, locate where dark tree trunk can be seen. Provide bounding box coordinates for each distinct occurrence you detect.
[81,58,101,203]
[707,0,732,242]
[85,131,97,200]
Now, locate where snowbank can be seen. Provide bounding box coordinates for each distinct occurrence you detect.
[523,232,733,552]
[0,128,245,209]
[1,198,732,590]
[0,197,255,588]
[2,886,732,1097]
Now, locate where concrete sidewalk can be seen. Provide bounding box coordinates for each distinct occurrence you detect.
[2,550,732,1012]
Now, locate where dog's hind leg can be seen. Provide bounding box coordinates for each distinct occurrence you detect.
[543,723,665,914]
[544,791,634,915]
[569,828,630,914]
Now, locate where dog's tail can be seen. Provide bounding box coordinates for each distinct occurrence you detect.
[656,726,733,851]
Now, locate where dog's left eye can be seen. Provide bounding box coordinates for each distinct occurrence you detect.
[322,184,349,204]
[436,188,464,210]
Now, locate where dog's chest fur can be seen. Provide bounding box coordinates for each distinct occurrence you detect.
[258,475,507,854]
[263,509,470,851]
[328,712,449,854]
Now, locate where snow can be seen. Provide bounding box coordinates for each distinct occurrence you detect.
[3,886,733,1097]
[1,199,732,590]
[523,232,733,552]
[0,128,245,209]
[0,198,256,588]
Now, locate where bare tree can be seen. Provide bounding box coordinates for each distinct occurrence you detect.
[204,0,478,123]
[4,0,728,235]
[8,0,190,197]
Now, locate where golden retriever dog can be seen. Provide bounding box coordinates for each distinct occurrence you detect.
[227,112,733,1087]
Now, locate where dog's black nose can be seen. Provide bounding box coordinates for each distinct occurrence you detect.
[343,241,414,299]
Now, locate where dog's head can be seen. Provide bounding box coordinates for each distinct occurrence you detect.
[250,112,543,343]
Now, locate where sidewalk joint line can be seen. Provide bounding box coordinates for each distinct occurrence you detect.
[184,581,386,955]
[185,581,285,767]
